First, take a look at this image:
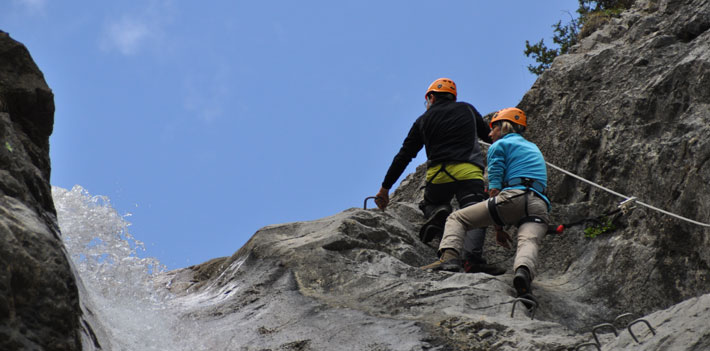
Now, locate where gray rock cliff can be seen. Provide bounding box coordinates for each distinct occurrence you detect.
[4,0,710,349]
[0,31,86,351]
[520,0,710,317]
[160,0,710,350]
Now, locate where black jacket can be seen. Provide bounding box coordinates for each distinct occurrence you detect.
[382,100,492,189]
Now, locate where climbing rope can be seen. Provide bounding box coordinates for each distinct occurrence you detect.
[479,141,710,228]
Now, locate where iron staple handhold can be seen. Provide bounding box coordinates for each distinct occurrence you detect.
[591,323,618,346]
[613,312,634,327]
[628,318,656,344]
[510,297,537,319]
[363,196,377,210]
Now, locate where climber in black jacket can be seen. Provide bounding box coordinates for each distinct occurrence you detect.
[375,78,504,275]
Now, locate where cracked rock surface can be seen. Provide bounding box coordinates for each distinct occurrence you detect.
[4,0,710,349]
[159,1,710,349]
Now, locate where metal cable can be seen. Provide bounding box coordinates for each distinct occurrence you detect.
[480,141,710,228]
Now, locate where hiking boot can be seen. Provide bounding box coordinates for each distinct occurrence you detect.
[419,205,451,243]
[464,261,506,276]
[420,249,462,272]
[513,266,532,297]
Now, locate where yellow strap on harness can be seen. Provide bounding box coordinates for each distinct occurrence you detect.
[426,162,484,184]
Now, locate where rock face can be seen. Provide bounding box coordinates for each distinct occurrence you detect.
[0,32,84,350]
[160,204,584,350]
[4,0,710,349]
[160,1,710,350]
[520,0,710,317]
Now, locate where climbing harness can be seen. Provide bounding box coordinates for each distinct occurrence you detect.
[487,196,506,226]
[420,160,484,242]
[504,177,547,196]
[426,162,460,185]
[478,141,710,229]
[487,178,548,228]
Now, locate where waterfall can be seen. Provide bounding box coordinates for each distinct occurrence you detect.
[53,185,182,351]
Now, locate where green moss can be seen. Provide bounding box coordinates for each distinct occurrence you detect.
[584,216,616,238]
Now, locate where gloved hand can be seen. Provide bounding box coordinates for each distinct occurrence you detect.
[375,187,389,211]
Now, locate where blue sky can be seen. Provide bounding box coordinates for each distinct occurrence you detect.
[1,0,579,269]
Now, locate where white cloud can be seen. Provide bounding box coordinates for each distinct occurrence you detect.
[99,1,176,56]
[100,16,150,56]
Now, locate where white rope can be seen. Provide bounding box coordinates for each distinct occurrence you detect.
[480,141,710,228]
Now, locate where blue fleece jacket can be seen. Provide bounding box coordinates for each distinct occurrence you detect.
[487,133,550,207]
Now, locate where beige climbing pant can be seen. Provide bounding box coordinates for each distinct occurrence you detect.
[439,189,549,279]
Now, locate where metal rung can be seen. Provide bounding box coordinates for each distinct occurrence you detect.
[592,323,618,346]
[511,297,537,319]
[613,313,634,327]
[579,314,657,348]
[628,318,656,344]
[363,196,377,210]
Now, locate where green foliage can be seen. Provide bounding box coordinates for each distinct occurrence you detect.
[578,0,635,16]
[524,0,635,75]
[524,18,579,75]
[584,216,616,238]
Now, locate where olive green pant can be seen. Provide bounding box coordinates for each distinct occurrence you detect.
[439,189,549,279]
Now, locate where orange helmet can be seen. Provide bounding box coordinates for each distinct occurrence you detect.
[490,107,527,128]
[425,78,457,98]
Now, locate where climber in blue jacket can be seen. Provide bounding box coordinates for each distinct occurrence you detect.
[422,107,550,300]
